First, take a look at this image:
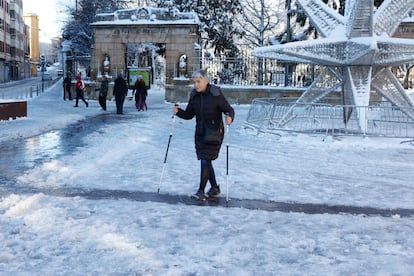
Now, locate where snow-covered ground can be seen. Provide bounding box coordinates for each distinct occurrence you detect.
[0,81,413,274]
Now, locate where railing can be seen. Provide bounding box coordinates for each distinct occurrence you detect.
[201,56,316,87]
[0,79,58,100]
[244,98,414,138]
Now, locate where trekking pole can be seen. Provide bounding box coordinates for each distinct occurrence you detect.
[158,105,177,193]
[226,123,230,204]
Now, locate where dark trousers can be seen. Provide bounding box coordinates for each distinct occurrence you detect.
[98,96,107,111]
[75,89,88,107]
[64,86,72,100]
[198,159,218,192]
[115,96,125,114]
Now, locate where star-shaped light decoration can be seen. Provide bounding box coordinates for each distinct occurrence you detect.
[253,0,414,133]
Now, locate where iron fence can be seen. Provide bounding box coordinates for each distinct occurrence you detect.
[0,79,57,100]
[201,56,315,87]
[244,98,414,138]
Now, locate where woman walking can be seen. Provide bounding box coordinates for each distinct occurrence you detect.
[174,69,235,200]
[132,75,148,111]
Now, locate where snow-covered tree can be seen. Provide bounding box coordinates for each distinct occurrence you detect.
[61,0,133,57]
[157,0,243,57]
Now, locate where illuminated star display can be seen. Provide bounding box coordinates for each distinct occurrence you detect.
[253,0,414,132]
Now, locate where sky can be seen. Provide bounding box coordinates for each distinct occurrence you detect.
[0,80,414,274]
[23,0,70,42]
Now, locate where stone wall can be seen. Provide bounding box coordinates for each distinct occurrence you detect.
[91,24,200,83]
[164,82,310,104]
[79,80,379,106]
[164,84,382,105]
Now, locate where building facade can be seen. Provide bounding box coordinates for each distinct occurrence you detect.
[89,7,201,100]
[1,0,29,83]
[23,13,39,76]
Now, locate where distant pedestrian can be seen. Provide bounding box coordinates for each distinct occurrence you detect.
[74,75,88,107]
[132,75,148,111]
[63,73,72,100]
[98,75,109,111]
[113,73,128,114]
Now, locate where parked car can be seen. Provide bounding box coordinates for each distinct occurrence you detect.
[57,70,63,76]
[42,72,53,80]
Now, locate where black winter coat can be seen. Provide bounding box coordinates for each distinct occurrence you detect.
[113,77,128,98]
[176,84,235,160]
[133,81,148,102]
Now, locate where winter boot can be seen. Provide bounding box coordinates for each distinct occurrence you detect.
[207,185,220,198]
[191,190,206,201]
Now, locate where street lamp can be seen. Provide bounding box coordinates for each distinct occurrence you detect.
[3,61,9,83]
[40,54,46,91]
[285,0,292,87]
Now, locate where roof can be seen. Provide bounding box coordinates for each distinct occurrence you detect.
[92,7,200,26]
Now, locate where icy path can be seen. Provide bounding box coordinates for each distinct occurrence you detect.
[1,81,414,274]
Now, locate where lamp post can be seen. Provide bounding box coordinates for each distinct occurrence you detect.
[285,0,292,87]
[4,61,9,83]
[40,54,45,91]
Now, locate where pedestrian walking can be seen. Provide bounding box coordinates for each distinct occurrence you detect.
[98,75,109,111]
[63,73,72,100]
[113,73,128,114]
[132,75,148,111]
[74,75,88,107]
[173,69,235,200]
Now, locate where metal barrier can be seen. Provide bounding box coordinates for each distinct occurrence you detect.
[0,79,58,100]
[244,99,414,138]
[330,104,414,137]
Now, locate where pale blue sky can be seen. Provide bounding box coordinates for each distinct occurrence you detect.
[23,0,69,41]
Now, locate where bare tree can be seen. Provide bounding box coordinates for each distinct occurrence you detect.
[236,0,285,50]
[235,0,284,85]
[157,0,243,58]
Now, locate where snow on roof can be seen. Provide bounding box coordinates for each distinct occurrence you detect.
[92,7,200,26]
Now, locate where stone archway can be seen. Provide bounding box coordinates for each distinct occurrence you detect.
[91,7,201,101]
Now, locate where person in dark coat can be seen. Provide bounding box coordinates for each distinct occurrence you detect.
[63,73,72,100]
[113,73,128,114]
[174,69,235,200]
[132,75,148,111]
[98,75,109,111]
